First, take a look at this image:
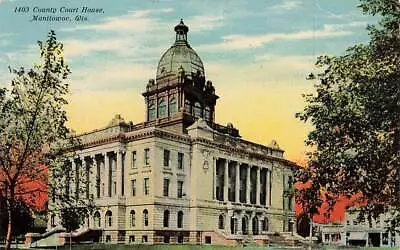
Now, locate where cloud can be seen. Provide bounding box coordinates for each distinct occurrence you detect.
[198,26,352,52]
[185,15,224,32]
[61,8,174,32]
[269,0,302,11]
[323,21,368,31]
[70,62,155,92]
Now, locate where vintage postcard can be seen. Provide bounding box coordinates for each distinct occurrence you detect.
[0,0,389,248]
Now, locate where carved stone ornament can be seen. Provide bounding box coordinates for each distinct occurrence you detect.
[201,149,210,169]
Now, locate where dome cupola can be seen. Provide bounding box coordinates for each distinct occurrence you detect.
[156,19,205,79]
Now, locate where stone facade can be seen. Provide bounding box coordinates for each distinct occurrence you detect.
[48,19,297,246]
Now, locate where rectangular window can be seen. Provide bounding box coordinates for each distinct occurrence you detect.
[163,149,170,167]
[144,148,150,166]
[163,178,170,197]
[113,181,117,195]
[132,151,137,168]
[144,178,149,195]
[177,181,184,198]
[131,179,136,196]
[178,152,184,170]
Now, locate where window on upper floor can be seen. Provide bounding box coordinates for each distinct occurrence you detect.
[131,179,136,196]
[204,106,211,121]
[148,102,156,121]
[132,151,137,168]
[144,178,150,195]
[163,149,170,167]
[169,97,177,114]
[158,98,167,117]
[178,152,184,170]
[184,99,191,114]
[177,181,184,198]
[194,101,202,118]
[144,148,150,166]
[163,178,170,197]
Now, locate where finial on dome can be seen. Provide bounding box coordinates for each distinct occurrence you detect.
[174,19,189,43]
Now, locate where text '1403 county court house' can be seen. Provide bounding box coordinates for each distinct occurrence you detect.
[46,19,298,246]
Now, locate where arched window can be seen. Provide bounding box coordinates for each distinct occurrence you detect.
[130,210,135,227]
[169,97,177,114]
[177,211,183,228]
[218,214,224,229]
[143,209,149,227]
[204,106,211,121]
[230,217,237,234]
[184,99,191,114]
[262,217,269,231]
[163,210,170,227]
[94,211,101,227]
[158,98,167,117]
[194,102,202,117]
[105,210,112,228]
[252,217,259,235]
[148,102,156,121]
[242,216,248,235]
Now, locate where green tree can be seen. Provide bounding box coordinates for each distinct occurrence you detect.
[0,31,93,250]
[296,0,400,228]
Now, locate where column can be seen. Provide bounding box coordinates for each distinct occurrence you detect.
[256,167,260,205]
[213,157,217,200]
[87,156,95,199]
[267,169,271,207]
[104,152,110,197]
[235,162,240,203]
[116,151,122,197]
[237,213,242,235]
[98,154,105,198]
[81,157,88,199]
[223,159,229,201]
[246,165,251,204]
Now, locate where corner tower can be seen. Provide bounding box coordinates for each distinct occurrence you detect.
[142,19,219,132]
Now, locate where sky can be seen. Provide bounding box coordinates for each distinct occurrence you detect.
[0,0,379,162]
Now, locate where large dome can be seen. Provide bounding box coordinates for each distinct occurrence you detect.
[156,20,205,79]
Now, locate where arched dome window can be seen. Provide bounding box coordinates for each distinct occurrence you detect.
[204,106,211,121]
[184,100,191,114]
[148,102,156,121]
[105,210,112,228]
[194,102,202,118]
[158,98,167,117]
[130,210,135,227]
[169,97,177,114]
[94,211,101,227]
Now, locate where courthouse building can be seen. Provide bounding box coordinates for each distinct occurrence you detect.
[49,20,297,245]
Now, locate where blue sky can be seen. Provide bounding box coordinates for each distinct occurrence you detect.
[0,0,379,160]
